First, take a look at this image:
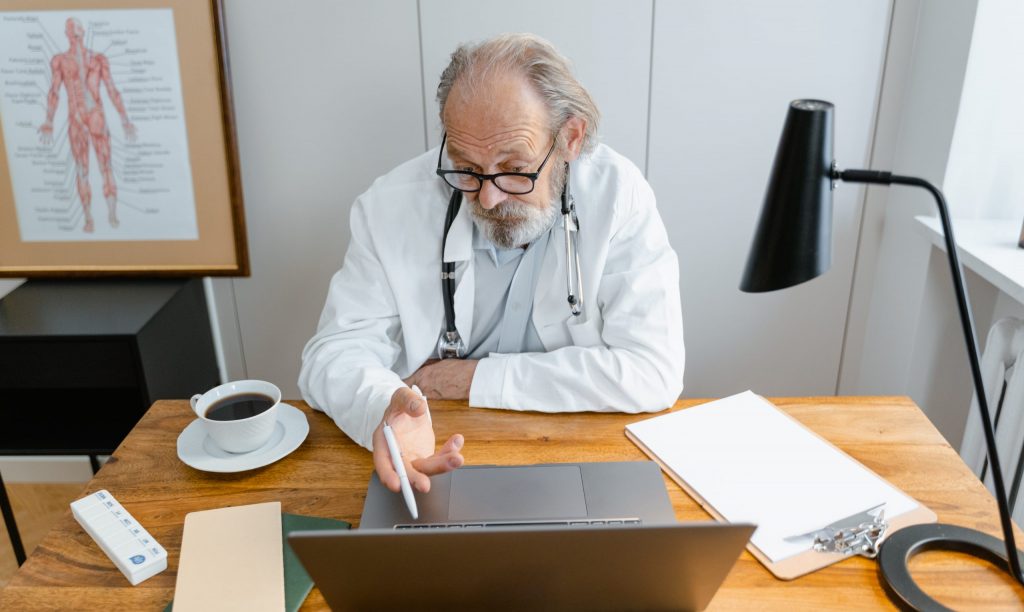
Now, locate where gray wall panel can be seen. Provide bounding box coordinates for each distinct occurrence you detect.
[648,0,891,397]
[221,0,425,396]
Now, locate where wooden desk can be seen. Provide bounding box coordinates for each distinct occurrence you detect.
[1,397,1022,610]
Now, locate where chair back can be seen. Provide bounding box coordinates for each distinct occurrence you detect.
[960,317,1024,524]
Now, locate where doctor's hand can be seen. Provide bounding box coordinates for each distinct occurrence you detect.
[403,359,479,400]
[372,386,465,495]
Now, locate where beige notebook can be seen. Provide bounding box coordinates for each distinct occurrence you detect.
[173,501,284,612]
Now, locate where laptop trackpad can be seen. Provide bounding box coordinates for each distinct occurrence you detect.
[448,465,588,521]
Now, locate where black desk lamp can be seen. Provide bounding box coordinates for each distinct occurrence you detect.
[741,99,1023,610]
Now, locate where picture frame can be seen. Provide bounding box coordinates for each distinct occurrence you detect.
[0,0,248,276]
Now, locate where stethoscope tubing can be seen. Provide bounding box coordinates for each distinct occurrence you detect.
[438,162,582,360]
[561,163,582,316]
[438,188,465,359]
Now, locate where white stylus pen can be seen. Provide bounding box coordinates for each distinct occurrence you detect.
[382,386,424,520]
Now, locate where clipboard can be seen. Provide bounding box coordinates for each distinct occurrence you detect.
[625,392,937,580]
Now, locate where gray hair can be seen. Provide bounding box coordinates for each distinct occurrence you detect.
[436,33,600,155]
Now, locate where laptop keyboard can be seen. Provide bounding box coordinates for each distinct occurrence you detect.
[394,518,641,530]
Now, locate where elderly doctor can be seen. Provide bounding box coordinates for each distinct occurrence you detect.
[299,33,684,496]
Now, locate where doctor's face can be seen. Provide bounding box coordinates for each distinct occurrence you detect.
[442,73,565,249]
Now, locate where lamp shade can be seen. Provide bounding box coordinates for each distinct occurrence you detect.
[740,99,835,292]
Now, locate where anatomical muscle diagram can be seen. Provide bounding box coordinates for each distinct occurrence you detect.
[40,17,136,234]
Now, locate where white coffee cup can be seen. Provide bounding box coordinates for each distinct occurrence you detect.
[190,380,281,453]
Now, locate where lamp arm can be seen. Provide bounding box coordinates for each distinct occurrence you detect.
[839,168,1024,583]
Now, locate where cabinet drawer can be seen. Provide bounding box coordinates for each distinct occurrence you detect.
[0,338,139,389]
[0,387,145,453]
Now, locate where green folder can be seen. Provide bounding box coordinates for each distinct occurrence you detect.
[279,513,351,611]
[165,512,351,612]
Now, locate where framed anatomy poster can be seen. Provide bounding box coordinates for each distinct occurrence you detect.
[0,0,248,276]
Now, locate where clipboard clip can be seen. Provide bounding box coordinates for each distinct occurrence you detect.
[810,504,888,559]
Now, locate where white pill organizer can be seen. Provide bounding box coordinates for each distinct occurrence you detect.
[70,489,167,585]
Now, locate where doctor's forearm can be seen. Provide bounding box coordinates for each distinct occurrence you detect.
[403,359,478,400]
[469,346,682,413]
[299,352,406,450]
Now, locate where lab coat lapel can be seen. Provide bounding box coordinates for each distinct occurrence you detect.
[444,202,475,347]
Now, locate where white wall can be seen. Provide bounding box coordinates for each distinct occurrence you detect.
[847,0,1024,449]
[837,0,924,398]
[840,0,979,407]
[649,0,890,397]
[214,0,426,392]
[842,0,1024,451]
[922,0,1024,448]
[212,0,894,400]
[944,0,1024,222]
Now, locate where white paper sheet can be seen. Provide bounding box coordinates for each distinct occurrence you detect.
[626,391,919,562]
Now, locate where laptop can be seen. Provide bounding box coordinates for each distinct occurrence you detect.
[290,461,754,611]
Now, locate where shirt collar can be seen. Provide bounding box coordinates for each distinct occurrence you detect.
[472,223,520,266]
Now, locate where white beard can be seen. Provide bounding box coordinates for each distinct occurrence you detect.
[469,198,558,249]
[469,158,566,249]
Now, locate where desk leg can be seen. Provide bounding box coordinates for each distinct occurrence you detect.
[0,470,27,566]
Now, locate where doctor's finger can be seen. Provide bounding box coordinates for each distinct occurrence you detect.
[411,437,465,477]
[438,433,464,456]
[404,461,433,494]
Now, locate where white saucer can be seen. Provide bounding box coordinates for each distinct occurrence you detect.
[177,403,309,473]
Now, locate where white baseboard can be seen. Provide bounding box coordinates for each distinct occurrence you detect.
[0,456,108,483]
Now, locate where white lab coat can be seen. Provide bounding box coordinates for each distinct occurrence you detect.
[299,143,685,450]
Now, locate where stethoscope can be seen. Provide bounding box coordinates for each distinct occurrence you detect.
[437,162,583,360]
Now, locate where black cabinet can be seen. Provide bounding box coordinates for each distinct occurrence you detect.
[0,279,220,455]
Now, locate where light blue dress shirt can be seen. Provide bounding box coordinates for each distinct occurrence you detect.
[465,222,554,359]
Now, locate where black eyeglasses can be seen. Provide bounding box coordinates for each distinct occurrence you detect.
[435,132,557,195]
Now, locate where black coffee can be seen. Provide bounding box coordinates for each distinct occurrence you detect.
[204,393,274,421]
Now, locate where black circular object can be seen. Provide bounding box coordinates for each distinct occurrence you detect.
[879,523,1023,611]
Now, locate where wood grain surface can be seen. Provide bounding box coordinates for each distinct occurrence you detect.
[1,397,1022,611]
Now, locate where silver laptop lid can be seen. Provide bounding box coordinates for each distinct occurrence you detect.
[289,522,755,611]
